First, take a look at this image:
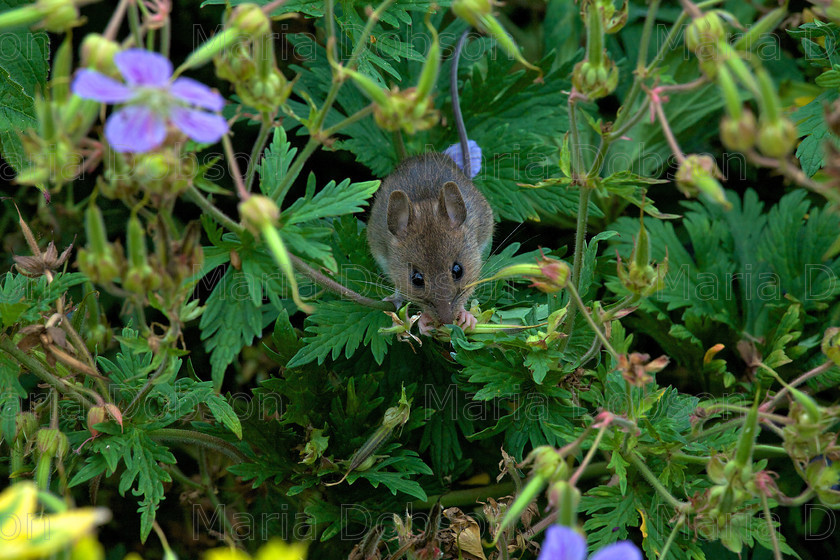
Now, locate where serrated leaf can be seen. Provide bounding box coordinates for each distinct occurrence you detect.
[259,126,298,201]
[199,269,273,389]
[794,90,840,177]
[205,394,243,439]
[118,430,175,542]
[284,176,380,224]
[286,300,392,368]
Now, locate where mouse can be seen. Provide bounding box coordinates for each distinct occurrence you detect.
[367,152,494,335]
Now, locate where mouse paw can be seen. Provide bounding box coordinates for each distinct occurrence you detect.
[417,313,437,336]
[455,309,478,332]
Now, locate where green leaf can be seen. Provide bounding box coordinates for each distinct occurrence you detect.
[608,450,630,495]
[199,268,275,389]
[347,449,433,501]
[286,300,392,368]
[581,484,640,550]
[259,127,298,201]
[794,90,839,177]
[816,66,840,89]
[205,393,244,439]
[118,430,176,542]
[284,174,380,224]
[0,1,48,173]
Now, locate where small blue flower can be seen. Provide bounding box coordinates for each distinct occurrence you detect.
[444,139,482,178]
[72,49,228,153]
[538,525,642,560]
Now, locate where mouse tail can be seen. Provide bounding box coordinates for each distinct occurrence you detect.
[451,29,472,177]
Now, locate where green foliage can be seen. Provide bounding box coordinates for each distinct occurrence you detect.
[606,190,840,379]
[4,1,840,559]
[286,300,392,367]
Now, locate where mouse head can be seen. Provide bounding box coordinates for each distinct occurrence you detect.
[384,180,483,325]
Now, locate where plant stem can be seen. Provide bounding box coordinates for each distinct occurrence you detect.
[569,422,608,486]
[627,451,688,510]
[322,104,375,137]
[273,138,319,205]
[245,111,276,193]
[763,361,833,411]
[658,513,685,560]
[199,448,238,546]
[566,283,619,360]
[669,452,710,465]
[567,96,586,180]
[185,186,245,235]
[222,135,249,200]
[761,493,783,560]
[0,336,93,409]
[560,179,593,347]
[290,254,395,311]
[127,0,144,48]
[103,0,131,41]
[411,482,517,510]
[651,93,686,164]
[147,428,248,463]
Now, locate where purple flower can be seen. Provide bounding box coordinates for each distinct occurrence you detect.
[538,525,642,560]
[444,139,482,178]
[72,49,228,153]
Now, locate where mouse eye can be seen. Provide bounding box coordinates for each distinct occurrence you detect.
[411,270,425,288]
[452,262,463,281]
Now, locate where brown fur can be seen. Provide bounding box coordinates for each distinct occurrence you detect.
[367,153,494,324]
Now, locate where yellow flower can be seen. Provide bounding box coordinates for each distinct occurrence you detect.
[0,482,110,560]
[203,539,307,560]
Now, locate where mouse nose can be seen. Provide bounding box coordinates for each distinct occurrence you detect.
[433,300,455,325]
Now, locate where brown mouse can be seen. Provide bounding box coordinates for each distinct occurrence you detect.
[367,152,494,334]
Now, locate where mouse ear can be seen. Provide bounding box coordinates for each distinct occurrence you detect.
[439,181,467,228]
[387,190,413,236]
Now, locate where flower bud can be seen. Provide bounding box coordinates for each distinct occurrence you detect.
[81,34,121,77]
[720,110,757,152]
[529,445,566,480]
[373,88,440,135]
[806,456,840,508]
[36,428,69,459]
[14,412,39,443]
[452,0,493,27]
[214,42,257,84]
[239,70,294,113]
[124,214,160,293]
[229,3,270,38]
[822,327,840,367]
[451,0,541,75]
[591,0,628,34]
[675,154,730,209]
[685,11,726,61]
[756,117,797,158]
[37,0,80,32]
[78,203,122,283]
[239,195,280,234]
[87,406,106,437]
[572,59,618,100]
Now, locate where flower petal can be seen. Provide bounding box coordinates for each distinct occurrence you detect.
[170,106,228,144]
[171,77,224,111]
[589,541,643,560]
[537,526,587,560]
[105,105,167,153]
[443,139,482,178]
[71,70,134,103]
[114,49,172,87]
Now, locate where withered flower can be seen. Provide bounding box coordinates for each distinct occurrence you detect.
[14,240,74,279]
[618,352,669,386]
[12,207,73,280]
